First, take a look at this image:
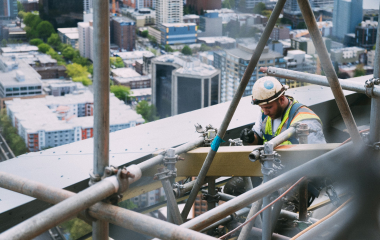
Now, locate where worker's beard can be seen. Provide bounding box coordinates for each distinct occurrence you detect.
[271,100,284,120]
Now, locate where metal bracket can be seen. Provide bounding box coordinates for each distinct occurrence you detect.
[364,77,380,98]
[202,192,221,203]
[229,138,243,146]
[154,167,177,181]
[326,184,341,208]
[195,123,218,146]
[296,123,310,144]
[293,220,313,230]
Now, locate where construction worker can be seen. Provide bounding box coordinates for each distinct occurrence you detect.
[240,76,326,145]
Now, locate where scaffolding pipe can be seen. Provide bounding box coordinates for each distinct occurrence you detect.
[173,179,197,197]
[237,199,263,240]
[0,176,120,240]
[261,67,380,97]
[268,127,296,149]
[200,208,250,233]
[0,171,217,240]
[297,0,362,144]
[181,0,287,220]
[180,142,356,231]
[138,137,204,172]
[92,0,110,237]
[369,4,380,144]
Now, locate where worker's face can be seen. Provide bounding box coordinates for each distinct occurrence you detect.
[260,98,283,119]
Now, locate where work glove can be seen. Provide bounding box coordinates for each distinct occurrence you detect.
[240,128,256,143]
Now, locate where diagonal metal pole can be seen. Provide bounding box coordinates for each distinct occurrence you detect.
[369,5,380,144]
[92,0,110,238]
[181,0,288,220]
[297,0,362,144]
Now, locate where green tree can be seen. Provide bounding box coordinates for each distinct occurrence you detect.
[37,43,51,53]
[72,76,92,86]
[181,45,192,55]
[36,21,55,40]
[1,39,7,47]
[18,10,26,19]
[296,21,307,29]
[373,44,376,50]
[118,199,138,210]
[354,64,366,77]
[23,13,41,28]
[87,64,93,75]
[136,100,159,122]
[110,85,131,101]
[200,8,205,15]
[165,44,173,52]
[25,26,39,39]
[0,109,28,156]
[110,57,124,68]
[60,218,91,240]
[73,55,88,66]
[253,2,266,14]
[46,48,65,65]
[17,1,24,12]
[200,44,211,52]
[141,30,149,38]
[62,46,76,60]
[66,63,90,78]
[222,0,231,8]
[47,33,61,48]
[29,38,43,46]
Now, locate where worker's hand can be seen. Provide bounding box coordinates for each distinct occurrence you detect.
[240,128,256,143]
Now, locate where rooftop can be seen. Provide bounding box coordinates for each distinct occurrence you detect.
[1,45,38,53]
[160,22,196,28]
[57,28,78,34]
[331,46,366,53]
[111,68,141,78]
[114,75,151,84]
[183,14,200,19]
[0,57,42,87]
[64,32,79,40]
[114,51,155,60]
[197,36,236,44]
[112,16,135,24]
[130,88,152,97]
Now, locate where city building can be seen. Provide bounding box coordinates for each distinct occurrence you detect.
[147,26,161,43]
[130,88,151,102]
[0,45,38,56]
[355,20,378,50]
[186,0,221,15]
[198,12,222,38]
[197,36,236,49]
[284,49,316,73]
[0,0,17,20]
[113,50,155,69]
[0,56,44,108]
[152,52,220,117]
[39,0,84,29]
[121,8,155,27]
[367,50,375,67]
[332,0,363,40]
[183,14,199,25]
[78,21,94,61]
[159,23,197,45]
[19,0,39,12]
[1,26,26,41]
[344,33,356,47]
[57,28,79,49]
[270,25,291,41]
[25,54,67,79]
[156,0,183,25]
[42,80,87,96]
[330,46,366,64]
[198,51,214,66]
[111,67,151,89]
[122,0,155,9]
[291,37,331,55]
[5,91,144,151]
[83,0,93,13]
[213,38,285,102]
[111,17,136,51]
[131,188,165,209]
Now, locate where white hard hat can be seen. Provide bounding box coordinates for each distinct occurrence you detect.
[251,76,288,105]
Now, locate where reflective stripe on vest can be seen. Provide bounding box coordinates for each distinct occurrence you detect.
[261,99,321,145]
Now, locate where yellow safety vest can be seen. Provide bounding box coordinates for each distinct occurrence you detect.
[261,98,321,145]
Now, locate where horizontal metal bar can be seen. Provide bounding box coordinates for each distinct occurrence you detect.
[138,137,204,172]
[268,126,296,149]
[0,171,217,240]
[180,142,358,231]
[262,67,379,97]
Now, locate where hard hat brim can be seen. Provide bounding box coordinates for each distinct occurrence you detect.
[251,86,286,105]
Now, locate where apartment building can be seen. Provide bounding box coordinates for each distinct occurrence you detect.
[114,50,155,68]
[330,47,366,64]
[0,56,44,108]
[78,21,94,60]
[152,53,220,118]
[111,17,136,51]
[111,68,151,89]
[121,8,155,27]
[57,28,79,49]
[0,0,17,20]
[5,91,144,152]
[156,0,183,25]
[332,0,363,39]
[159,23,197,45]
[213,38,286,102]
[291,37,331,55]
[198,12,222,38]
[355,20,378,50]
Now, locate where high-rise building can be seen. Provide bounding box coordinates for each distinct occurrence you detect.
[111,17,136,51]
[355,20,378,50]
[78,21,94,61]
[332,0,363,40]
[152,53,220,118]
[0,0,17,20]
[156,0,183,25]
[39,0,84,29]
[159,23,197,45]
[84,0,93,14]
[198,12,222,38]
[186,0,221,14]
[213,38,285,102]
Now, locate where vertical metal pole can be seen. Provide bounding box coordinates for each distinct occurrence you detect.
[92,0,110,238]
[181,0,287,221]
[298,180,309,221]
[297,0,362,144]
[207,177,217,210]
[237,199,263,240]
[370,4,380,144]
[159,170,183,225]
[262,142,274,240]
